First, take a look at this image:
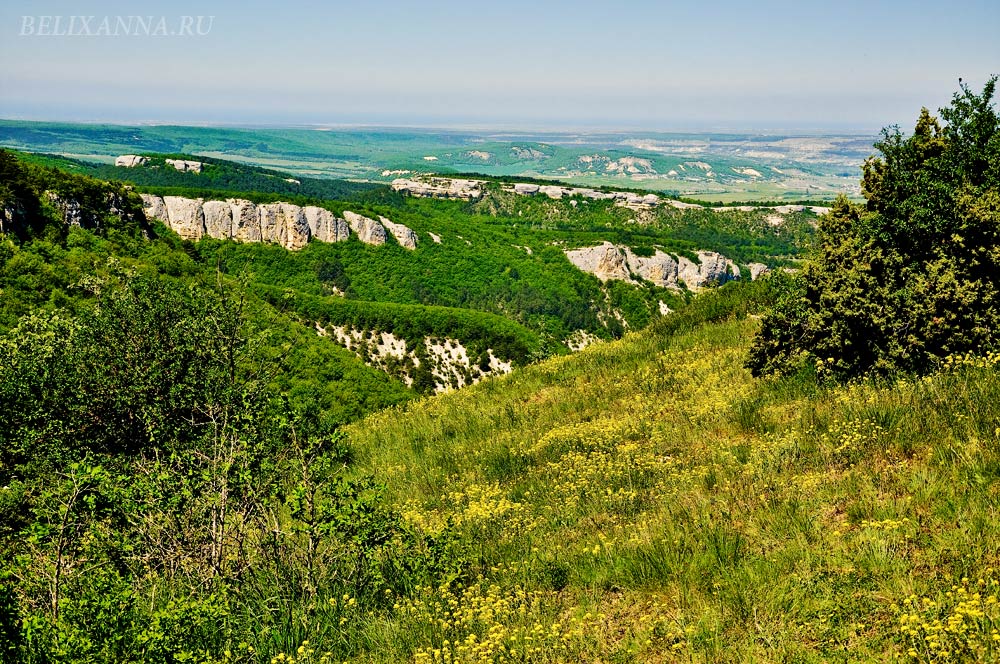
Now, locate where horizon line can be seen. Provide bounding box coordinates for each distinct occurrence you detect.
[0,115,883,136]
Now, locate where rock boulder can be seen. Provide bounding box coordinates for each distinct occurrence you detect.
[115,155,149,168]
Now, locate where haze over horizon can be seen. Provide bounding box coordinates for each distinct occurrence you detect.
[1,0,998,132]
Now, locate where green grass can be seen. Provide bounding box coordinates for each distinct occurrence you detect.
[321,282,1000,662]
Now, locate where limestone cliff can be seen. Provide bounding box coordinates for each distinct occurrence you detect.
[381,216,419,250]
[565,242,748,291]
[343,211,387,246]
[140,194,413,251]
[164,158,203,173]
[115,155,149,168]
[304,206,350,243]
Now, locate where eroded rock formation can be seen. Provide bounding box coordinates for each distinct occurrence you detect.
[115,155,149,168]
[391,177,482,201]
[381,216,418,250]
[140,195,414,251]
[343,211,387,246]
[165,158,203,173]
[565,242,748,291]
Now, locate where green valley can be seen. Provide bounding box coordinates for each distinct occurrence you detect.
[1,78,998,664]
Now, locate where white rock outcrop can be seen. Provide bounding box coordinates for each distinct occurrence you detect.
[259,202,310,250]
[165,158,203,173]
[748,262,770,280]
[343,211,387,246]
[627,250,681,288]
[231,199,261,243]
[115,155,148,168]
[565,242,635,283]
[380,216,418,250]
[565,243,741,291]
[505,183,661,210]
[391,177,482,200]
[304,206,350,243]
[140,193,168,221]
[163,196,205,240]
[686,251,740,288]
[321,324,513,393]
[202,200,234,240]
[45,192,84,226]
[141,195,415,252]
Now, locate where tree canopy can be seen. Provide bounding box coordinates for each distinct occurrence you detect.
[748,78,1000,379]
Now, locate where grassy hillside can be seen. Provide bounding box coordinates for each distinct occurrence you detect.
[324,281,1000,662]
[4,275,998,662]
[4,85,994,664]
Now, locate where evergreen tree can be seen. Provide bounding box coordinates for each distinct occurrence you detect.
[748,78,1000,379]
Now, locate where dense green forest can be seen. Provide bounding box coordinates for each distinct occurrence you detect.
[13,151,389,203]
[6,147,820,347]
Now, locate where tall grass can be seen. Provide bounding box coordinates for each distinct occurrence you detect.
[334,280,1000,662]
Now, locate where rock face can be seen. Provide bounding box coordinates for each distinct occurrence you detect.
[258,202,310,250]
[140,195,411,253]
[687,251,740,288]
[565,242,635,283]
[748,262,770,280]
[45,192,84,227]
[140,193,168,221]
[565,243,742,291]
[380,216,418,250]
[231,199,261,243]
[508,183,660,209]
[202,200,233,239]
[163,196,205,240]
[115,155,149,168]
[165,158,203,173]
[391,177,482,200]
[343,211,387,246]
[304,206,349,243]
[628,250,681,288]
[23,190,142,235]
[319,323,513,394]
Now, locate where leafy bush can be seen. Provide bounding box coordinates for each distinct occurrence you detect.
[748,79,1000,379]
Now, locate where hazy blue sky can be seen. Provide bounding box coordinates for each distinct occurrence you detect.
[1,0,997,130]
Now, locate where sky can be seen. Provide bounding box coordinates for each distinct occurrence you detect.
[1,0,998,131]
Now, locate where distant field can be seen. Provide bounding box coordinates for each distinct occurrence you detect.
[0,119,871,202]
